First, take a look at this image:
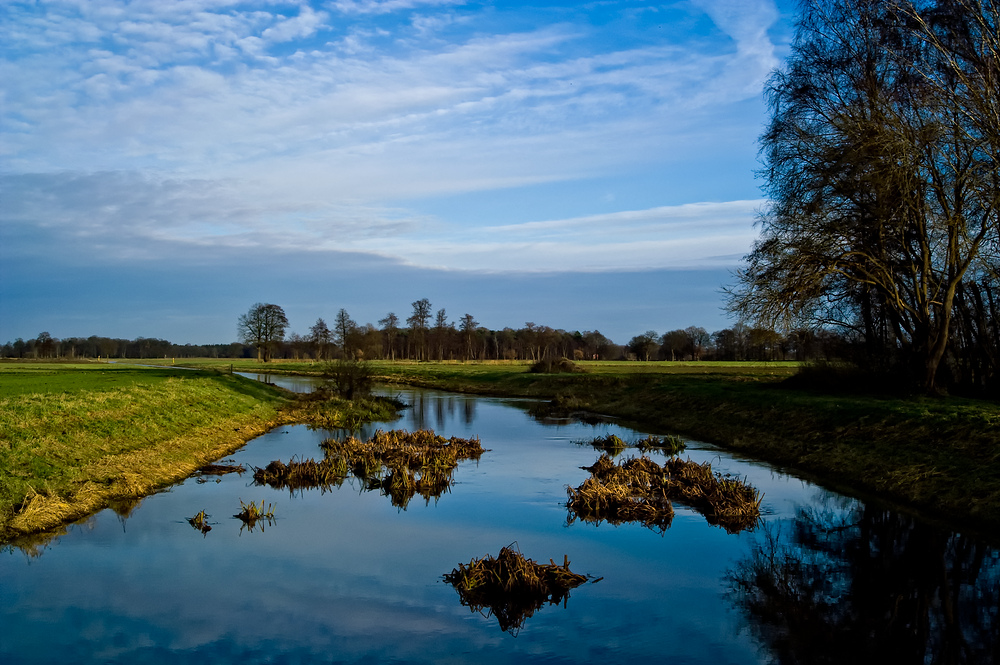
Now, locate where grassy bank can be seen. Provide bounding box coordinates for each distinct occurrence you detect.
[0,363,298,542]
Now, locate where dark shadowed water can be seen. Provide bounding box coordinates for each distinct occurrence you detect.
[2,379,997,664]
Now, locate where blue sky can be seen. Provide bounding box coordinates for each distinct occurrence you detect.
[0,0,796,345]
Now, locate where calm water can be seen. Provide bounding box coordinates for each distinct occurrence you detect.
[2,380,997,664]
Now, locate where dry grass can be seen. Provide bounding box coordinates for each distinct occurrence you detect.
[253,428,486,508]
[443,544,596,635]
[567,454,762,533]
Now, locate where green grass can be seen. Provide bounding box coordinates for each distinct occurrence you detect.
[0,362,295,541]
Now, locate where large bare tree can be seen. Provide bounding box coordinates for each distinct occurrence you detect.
[729,0,1000,392]
[238,303,288,362]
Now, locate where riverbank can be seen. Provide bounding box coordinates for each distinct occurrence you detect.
[0,363,400,544]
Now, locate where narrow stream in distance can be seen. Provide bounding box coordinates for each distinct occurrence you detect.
[2,375,997,664]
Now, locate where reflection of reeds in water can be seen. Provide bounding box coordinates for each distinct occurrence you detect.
[198,462,245,476]
[567,454,762,534]
[443,544,596,636]
[252,429,485,508]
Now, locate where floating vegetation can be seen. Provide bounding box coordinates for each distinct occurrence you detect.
[567,454,762,534]
[188,509,211,535]
[661,457,762,532]
[233,499,275,532]
[252,457,348,493]
[253,429,485,509]
[566,456,675,533]
[443,544,597,636]
[581,434,628,456]
[575,433,686,457]
[635,434,686,456]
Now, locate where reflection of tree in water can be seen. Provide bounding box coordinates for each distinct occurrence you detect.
[727,501,1000,664]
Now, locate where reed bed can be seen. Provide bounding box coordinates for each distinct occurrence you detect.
[567,454,761,533]
[443,544,594,635]
[661,457,762,532]
[252,429,485,508]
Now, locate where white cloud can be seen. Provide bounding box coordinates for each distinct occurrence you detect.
[328,0,468,16]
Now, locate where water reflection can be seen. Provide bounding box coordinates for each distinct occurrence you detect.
[728,499,1000,664]
[1,384,997,665]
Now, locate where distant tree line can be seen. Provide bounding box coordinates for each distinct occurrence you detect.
[0,300,855,364]
[0,333,254,360]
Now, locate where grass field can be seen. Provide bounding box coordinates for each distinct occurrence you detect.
[0,362,295,541]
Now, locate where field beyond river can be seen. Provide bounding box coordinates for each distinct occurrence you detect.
[2,358,999,544]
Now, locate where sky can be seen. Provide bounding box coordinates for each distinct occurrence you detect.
[0,0,797,346]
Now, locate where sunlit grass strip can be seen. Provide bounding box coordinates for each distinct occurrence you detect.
[443,544,595,635]
[567,454,762,533]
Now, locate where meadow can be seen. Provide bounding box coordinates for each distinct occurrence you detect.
[0,362,295,541]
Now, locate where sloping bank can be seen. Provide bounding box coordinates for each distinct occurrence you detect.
[375,367,1000,537]
[0,367,394,545]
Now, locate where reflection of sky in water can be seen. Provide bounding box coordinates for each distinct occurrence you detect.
[4,383,989,664]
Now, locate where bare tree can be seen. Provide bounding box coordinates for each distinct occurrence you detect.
[379,312,400,360]
[459,313,478,360]
[309,318,332,361]
[238,303,288,362]
[729,0,1000,392]
[333,308,356,357]
[407,298,432,360]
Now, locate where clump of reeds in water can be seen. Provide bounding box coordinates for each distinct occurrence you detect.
[252,457,349,493]
[321,429,485,508]
[253,429,485,508]
[661,457,762,532]
[443,544,596,636]
[567,454,762,533]
[566,455,675,532]
[635,434,686,456]
[188,509,211,535]
[576,433,687,458]
[233,499,275,532]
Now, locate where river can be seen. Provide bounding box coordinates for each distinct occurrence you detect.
[1,377,996,664]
